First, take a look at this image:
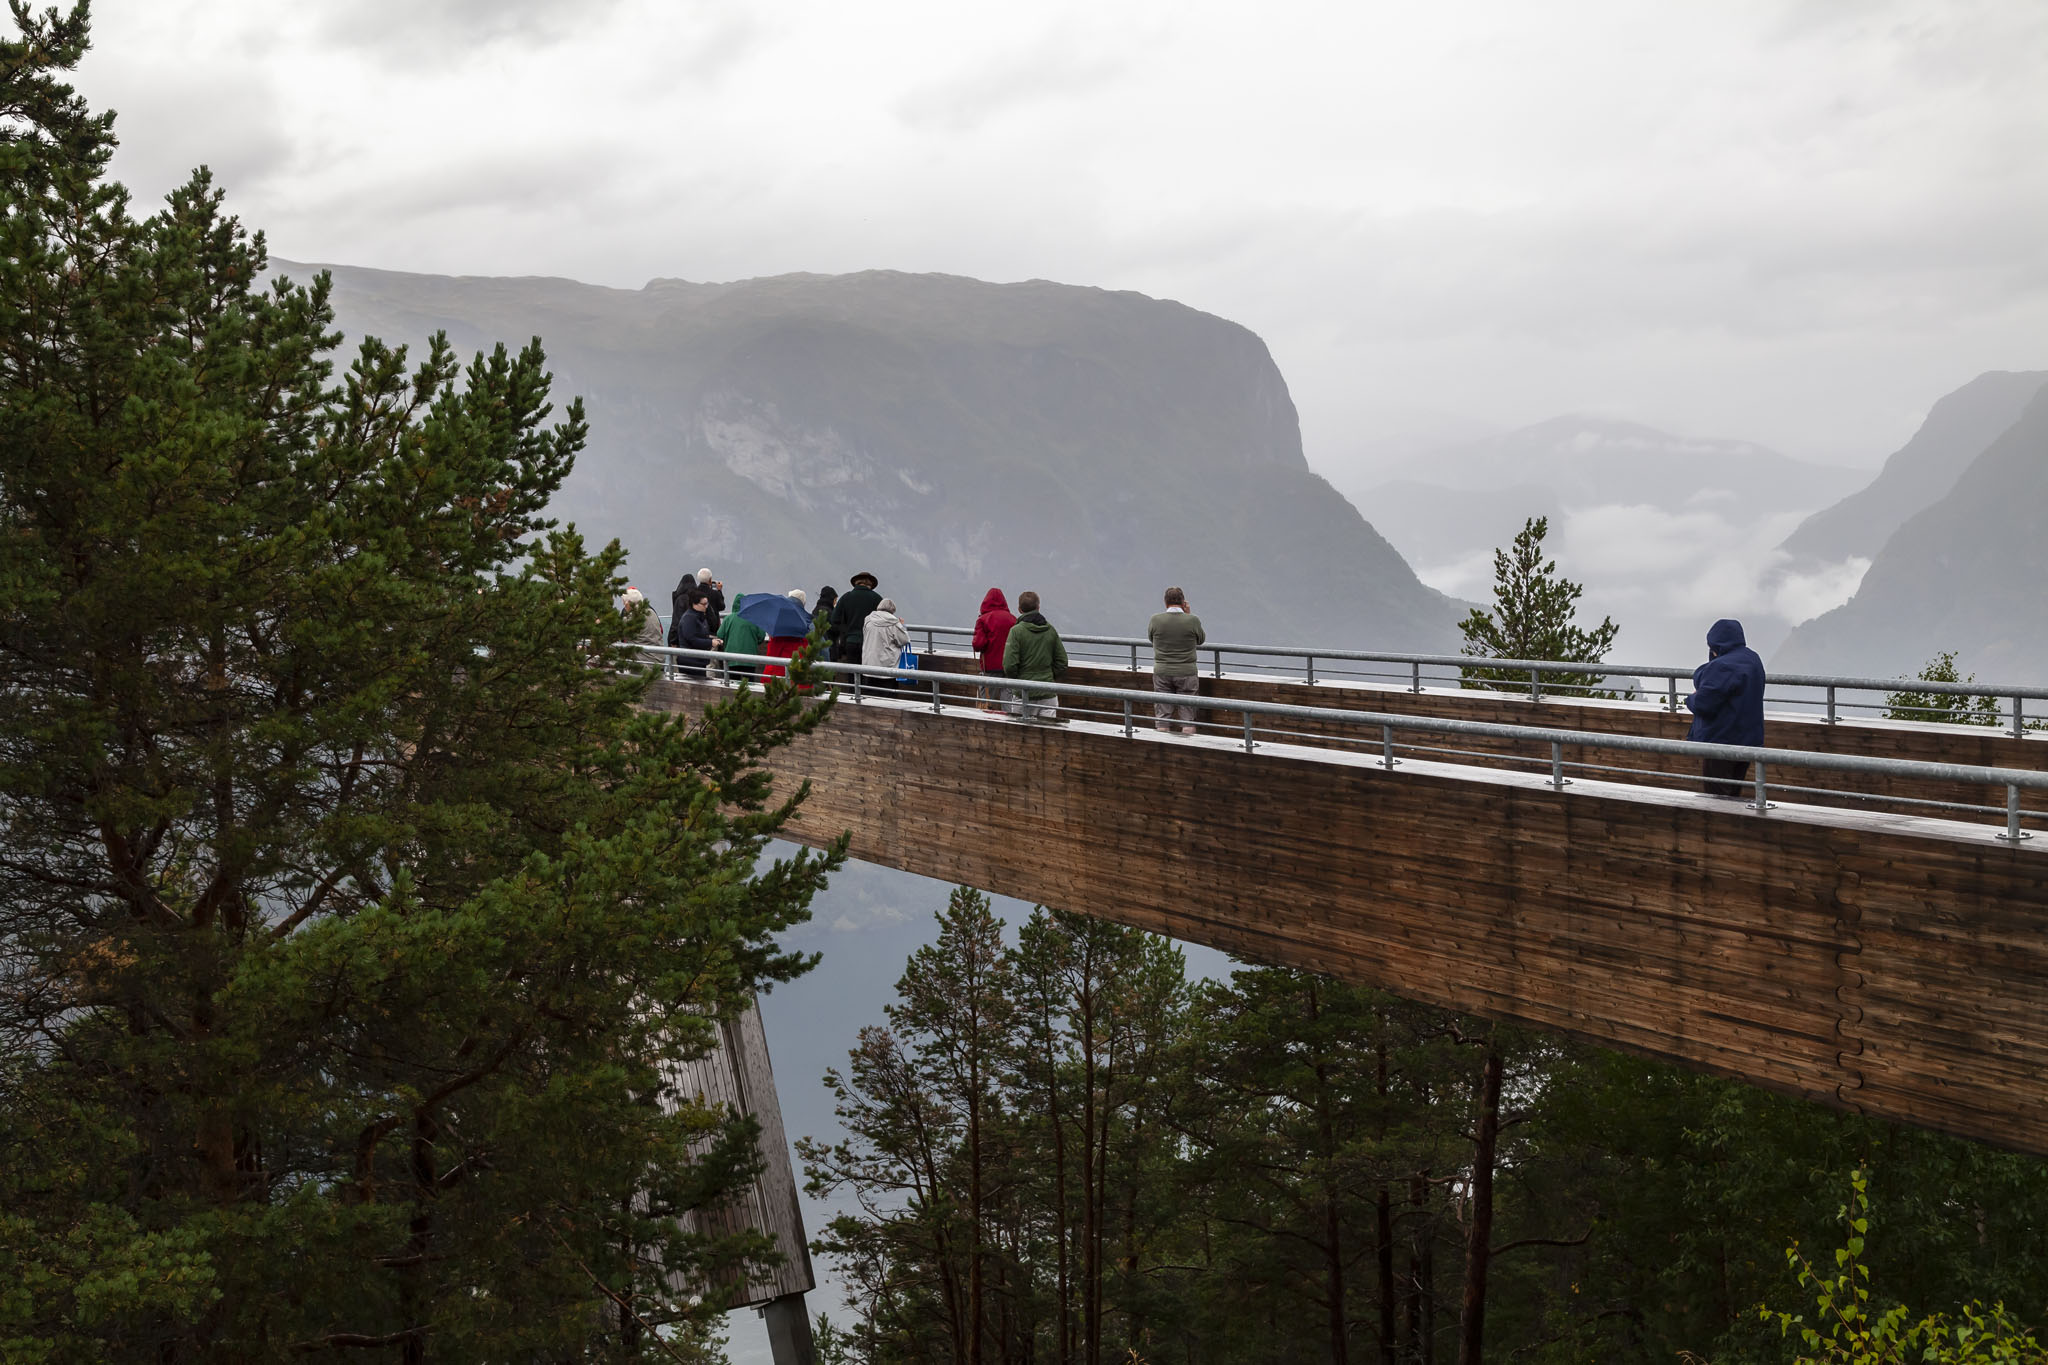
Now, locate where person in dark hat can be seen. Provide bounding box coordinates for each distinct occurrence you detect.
[830,572,882,665]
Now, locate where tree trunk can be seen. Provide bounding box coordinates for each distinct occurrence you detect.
[1377,1186,1396,1365]
[969,1048,985,1365]
[1456,1044,1504,1365]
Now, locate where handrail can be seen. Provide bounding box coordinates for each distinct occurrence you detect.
[631,644,2048,841]
[902,622,2048,735]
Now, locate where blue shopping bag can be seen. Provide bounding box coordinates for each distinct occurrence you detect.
[897,649,920,683]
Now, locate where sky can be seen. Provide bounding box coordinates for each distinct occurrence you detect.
[77,0,2048,483]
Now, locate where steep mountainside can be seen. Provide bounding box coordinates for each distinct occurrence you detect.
[290,263,1458,648]
[1778,370,2048,567]
[1774,385,2048,682]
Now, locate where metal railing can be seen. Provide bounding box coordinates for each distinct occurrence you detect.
[633,644,2048,843]
[904,623,2048,738]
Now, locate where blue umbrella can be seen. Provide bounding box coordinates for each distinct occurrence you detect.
[734,592,816,639]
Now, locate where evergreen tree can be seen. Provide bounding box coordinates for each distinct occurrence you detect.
[1458,516,1621,697]
[0,7,842,1357]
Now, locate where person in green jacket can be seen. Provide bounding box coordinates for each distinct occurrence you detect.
[1147,585,1206,734]
[1001,590,1069,722]
[716,592,768,683]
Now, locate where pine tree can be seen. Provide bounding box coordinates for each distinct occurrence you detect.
[0,7,843,1357]
[1458,516,1621,698]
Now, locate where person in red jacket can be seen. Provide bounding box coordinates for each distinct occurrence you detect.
[970,588,1018,711]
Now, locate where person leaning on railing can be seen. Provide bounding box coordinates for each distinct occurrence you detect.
[1685,618,1766,797]
[1147,586,1205,734]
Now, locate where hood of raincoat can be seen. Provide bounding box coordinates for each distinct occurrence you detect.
[1706,619,1746,656]
[980,588,1010,615]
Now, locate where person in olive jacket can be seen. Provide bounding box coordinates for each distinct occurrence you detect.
[829,572,881,664]
[1147,585,1205,734]
[1001,590,1068,722]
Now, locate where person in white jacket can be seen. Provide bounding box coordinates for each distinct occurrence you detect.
[860,598,911,692]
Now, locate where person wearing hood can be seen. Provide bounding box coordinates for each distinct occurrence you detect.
[667,573,695,647]
[1002,590,1068,722]
[970,588,1017,710]
[1685,617,1767,797]
[814,584,840,645]
[715,590,768,683]
[830,572,882,664]
[861,597,911,692]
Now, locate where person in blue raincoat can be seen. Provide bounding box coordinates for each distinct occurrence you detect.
[1685,618,1766,797]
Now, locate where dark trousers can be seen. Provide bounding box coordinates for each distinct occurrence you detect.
[1701,756,1750,798]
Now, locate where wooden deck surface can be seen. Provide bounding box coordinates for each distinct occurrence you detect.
[648,677,2048,1157]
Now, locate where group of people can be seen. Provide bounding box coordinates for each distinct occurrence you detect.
[624,571,1768,784]
[622,569,1210,731]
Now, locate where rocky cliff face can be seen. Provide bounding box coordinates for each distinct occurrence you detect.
[1774,384,2048,682]
[291,263,1457,647]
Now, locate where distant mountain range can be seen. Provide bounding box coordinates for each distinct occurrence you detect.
[1777,370,2048,569]
[289,262,1461,649]
[1346,416,1859,663]
[1774,375,2048,682]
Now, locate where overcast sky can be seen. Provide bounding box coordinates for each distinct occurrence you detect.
[79,0,2048,478]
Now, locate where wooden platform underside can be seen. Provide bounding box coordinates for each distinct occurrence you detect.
[648,680,2048,1157]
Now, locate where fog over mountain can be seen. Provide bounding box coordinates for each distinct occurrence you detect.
[1775,382,2048,683]
[1349,417,1862,665]
[295,261,1459,649]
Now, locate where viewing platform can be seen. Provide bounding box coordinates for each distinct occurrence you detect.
[640,634,2048,1158]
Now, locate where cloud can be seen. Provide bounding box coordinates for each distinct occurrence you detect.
[895,36,1128,132]
[312,0,633,66]
[73,0,2048,472]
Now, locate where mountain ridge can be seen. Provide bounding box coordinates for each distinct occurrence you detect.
[284,260,1459,647]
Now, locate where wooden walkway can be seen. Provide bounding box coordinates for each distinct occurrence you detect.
[646,676,2048,1157]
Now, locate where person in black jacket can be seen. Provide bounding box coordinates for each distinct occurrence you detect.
[667,573,696,647]
[673,588,719,677]
[829,572,882,664]
[694,566,725,634]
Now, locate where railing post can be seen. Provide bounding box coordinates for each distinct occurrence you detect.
[1826,685,1837,725]
[1123,697,1132,738]
[853,668,863,704]
[1530,668,1541,703]
[926,628,935,654]
[1667,676,1677,713]
[1381,724,1395,770]
[1411,661,1422,694]
[1305,654,1316,686]
[932,676,942,714]
[1753,762,1768,814]
[1243,710,1255,754]
[1130,642,1139,673]
[2006,784,2024,841]
[2014,696,2025,739]
[1550,741,1565,790]
[1213,648,1222,680]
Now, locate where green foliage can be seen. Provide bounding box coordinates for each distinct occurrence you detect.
[1764,1171,2048,1363]
[806,893,2048,1364]
[0,5,844,1358]
[1885,652,2003,727]
[1459,516,1624,698]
